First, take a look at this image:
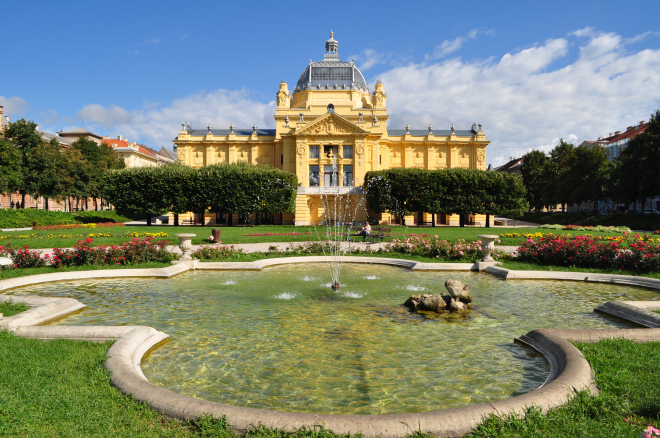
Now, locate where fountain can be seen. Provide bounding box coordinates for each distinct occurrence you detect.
[307,153,366,290]
[9,265,658,415]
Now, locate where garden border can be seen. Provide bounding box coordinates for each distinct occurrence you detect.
[2,260,660,438]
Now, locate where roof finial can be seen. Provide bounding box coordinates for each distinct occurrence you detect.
[330,29,333,38]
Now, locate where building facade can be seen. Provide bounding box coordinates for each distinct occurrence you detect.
[174,33,490,226]
[103,136,175,168]
[580,120,650,162]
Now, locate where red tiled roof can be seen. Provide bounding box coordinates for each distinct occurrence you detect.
[103,138,157,158]
[601,122,650,144]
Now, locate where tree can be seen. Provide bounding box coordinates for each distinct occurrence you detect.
[545,140,575,211]
[520,150,548,211]
[0,136,23,196]
[72,138,125,210]
[102,167,170,225]
[56,147,95,211]
[3,119,57,206]
[364,168,425,225]
[563,145,610,213]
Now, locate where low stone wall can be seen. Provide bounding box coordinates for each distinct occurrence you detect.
[2,259,660,437]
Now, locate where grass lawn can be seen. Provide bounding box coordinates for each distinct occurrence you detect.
[0,300,28,316]
[1,330,657,437]
[0,224,638,249]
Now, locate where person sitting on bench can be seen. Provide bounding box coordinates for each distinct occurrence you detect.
[362,221,371,242]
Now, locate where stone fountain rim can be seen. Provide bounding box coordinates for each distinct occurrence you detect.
[2,258,660,438]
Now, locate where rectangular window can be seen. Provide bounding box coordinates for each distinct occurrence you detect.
[309,145,319,159]
[379,155,382,164]
[324,165,337,186]
[343,145,353,158]
[343,165,353,186]
[309,165,319,186]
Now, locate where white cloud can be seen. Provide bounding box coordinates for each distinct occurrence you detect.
[351,48,390,71]
[377,29,660,167]
[430,29,483,59]
[72,89,274,147]
[0,96,29,118]
[78,104,132,127]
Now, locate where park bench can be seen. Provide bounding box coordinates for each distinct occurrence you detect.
[349,226,392,243]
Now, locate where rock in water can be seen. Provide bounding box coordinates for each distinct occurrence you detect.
[445,279,472,303]
[449,298,467,311]
[420,294,446,312]
[403,294,422,311]
[404,294,446,313]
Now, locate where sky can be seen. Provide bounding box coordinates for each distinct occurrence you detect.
[2,0,659,167]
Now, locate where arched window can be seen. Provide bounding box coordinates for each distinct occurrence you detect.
[327,103,335,113]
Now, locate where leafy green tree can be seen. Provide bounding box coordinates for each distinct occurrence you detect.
[0,136,23,196]
[162,163,197,226]
[545,140,575,211]
[71,138,125,210]
[364,168,425,225]
[56,147,94,211]
[102,167,170,225]
[563,145,610,213]
[3,119,56,206]
[520,150,549,211]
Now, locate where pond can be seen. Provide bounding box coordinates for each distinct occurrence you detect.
[8,264,658,415]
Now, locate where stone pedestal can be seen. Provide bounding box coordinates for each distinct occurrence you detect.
[477,234,499,262]
[175,233,196,261]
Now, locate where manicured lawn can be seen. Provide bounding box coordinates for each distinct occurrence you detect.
[467,339,660,438]
[1,330,657,437]
[0,225,635,249]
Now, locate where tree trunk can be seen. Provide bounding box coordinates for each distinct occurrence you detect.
[432,213,436,227]
[459,214,465,227]
[45,197,49,210]
[485,213,491,228]
[401,215,406,226]
[174,213,179,226]
[146,213,152,226]
[228,213,233,226]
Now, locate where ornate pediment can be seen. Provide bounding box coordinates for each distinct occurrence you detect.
[296,112,368,136]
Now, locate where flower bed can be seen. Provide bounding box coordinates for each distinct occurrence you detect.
[387,235,495,261]
[538,224,631,233]
[36,223,126,231]
[0,237,174,269]
[516,233,660,273]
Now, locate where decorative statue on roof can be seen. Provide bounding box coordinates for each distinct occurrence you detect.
[277,81,290,109]
[372,80,386,108]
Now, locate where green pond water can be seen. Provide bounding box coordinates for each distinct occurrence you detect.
[8,264,660,415]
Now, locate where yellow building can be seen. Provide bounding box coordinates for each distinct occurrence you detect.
[174,33,490,226]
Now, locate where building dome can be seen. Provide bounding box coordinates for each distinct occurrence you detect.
[293,32,369,93]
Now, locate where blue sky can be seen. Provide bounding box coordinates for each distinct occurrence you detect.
[2,0,659,166]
